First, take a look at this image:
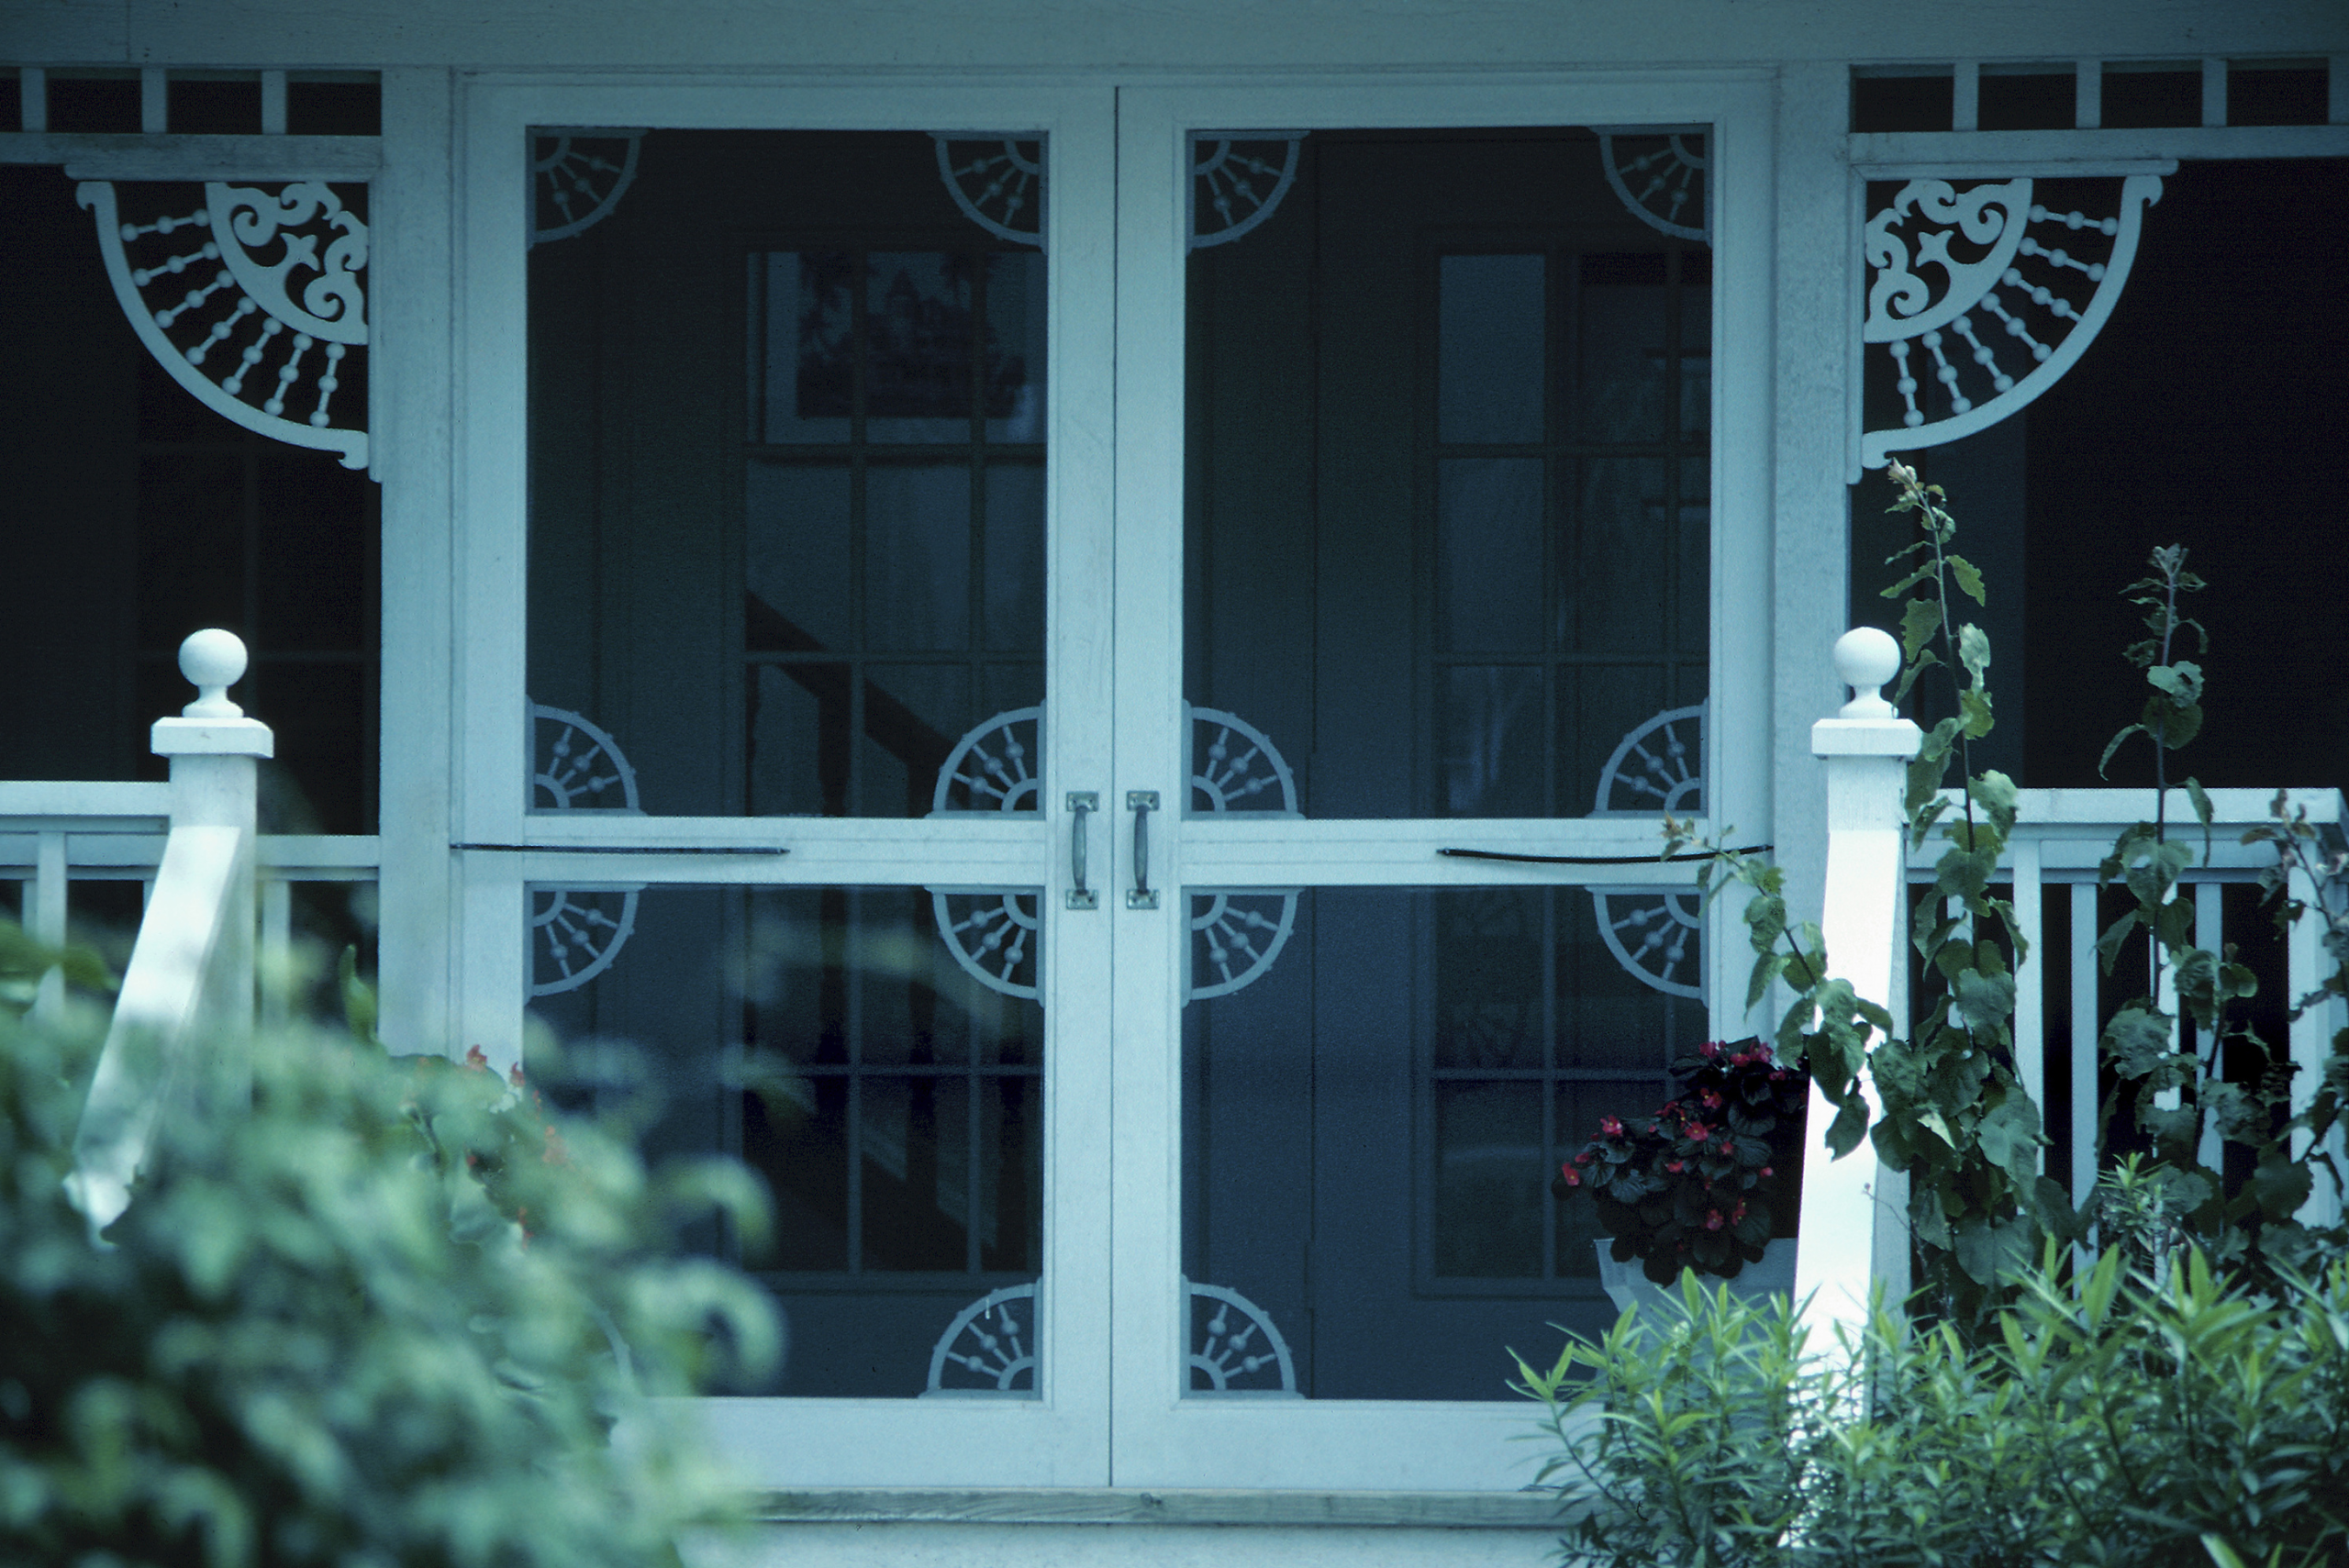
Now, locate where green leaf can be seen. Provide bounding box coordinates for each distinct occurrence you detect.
[1976,1094,2043,1182]
[1957,620,1991,682]
[1966,770,2020,832]
[1954,967,2018,1031]
[1947,553,1987,605]
[2200,1080,2266,1145]
[1880,562,1938,598]
[1899,595,1943,662]
[1958,685,1994,740]
[2096,909,2141,976]
[1745,951,1790,1013]
[2186,775,2215,862]
[1951,1212,2031,1285]
[1891,647,1942,704]
[2103,1006,2177,1078]
[2249,1146,2313,1220]
[1824,1094,1871,1159]
[2143,692,2204,751]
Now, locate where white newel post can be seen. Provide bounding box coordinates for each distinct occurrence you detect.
[151,629,274,1057]
[1793,628,1921,1350]
[68,631,273,1232]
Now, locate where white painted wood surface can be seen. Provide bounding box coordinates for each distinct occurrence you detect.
[1794,630,1920,1349]
[15,0,2343,72]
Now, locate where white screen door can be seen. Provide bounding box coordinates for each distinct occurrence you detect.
[451,72,1770,1492]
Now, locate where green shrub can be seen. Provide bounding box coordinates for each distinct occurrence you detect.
[1,929,779,1567]
[1516,1248,2349,1568]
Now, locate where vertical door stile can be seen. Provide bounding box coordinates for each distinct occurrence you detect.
[1039,85,1119,1474]
[1108,89,1193,1479]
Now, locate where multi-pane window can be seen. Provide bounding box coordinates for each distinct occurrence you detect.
[742,249,1045,817]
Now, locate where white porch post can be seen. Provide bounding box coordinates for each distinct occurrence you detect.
[1793,628,1920,1346]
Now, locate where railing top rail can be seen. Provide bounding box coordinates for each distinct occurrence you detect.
[1906,785,2345,873]
[0,779,172,826]
[0,831,380,875]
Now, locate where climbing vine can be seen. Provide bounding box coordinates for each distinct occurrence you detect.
[1673,462,2347,1336]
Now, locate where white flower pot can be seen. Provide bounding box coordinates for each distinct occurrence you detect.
[1596,1238,1798,1319]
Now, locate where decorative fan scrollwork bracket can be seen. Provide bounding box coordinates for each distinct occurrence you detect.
[526,702,644,998]
[530,128,645,246]
[931,134,1046,249]
[81,179,370,469]
[1858,172,2165,471]
[1189,133,1306,250]
[924,1282,1041,1396]
[1590,704,1707,1000]
[1596,127,1710,242]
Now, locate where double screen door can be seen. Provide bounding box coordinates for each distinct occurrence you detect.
[454,77,1772,1489]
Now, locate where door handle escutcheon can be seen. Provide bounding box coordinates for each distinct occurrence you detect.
[1127,791,1160,909]
[1067,792,1098,909]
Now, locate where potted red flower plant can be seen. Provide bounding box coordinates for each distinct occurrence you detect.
[1554,1038,1809,1288]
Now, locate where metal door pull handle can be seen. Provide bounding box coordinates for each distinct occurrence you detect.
[1066,792,1098,909]
[1127,791,1160,909]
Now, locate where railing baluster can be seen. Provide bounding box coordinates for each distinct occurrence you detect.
[32,828,68,1020]
[2287,857,2345,1229]
[2070,881,2099,1215]
[2010,838,2044,1158]
[2194,881,2224,1172]
[262,876,295,1031]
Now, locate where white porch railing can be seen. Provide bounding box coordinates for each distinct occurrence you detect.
[0,631,378,1229]
[1909,784,2348,1229]
[1800,627,2349,1332]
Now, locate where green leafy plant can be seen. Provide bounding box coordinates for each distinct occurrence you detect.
[1516,1245,2349,1568]
[2079,547,2347,1285]
[1555,1038,1809,1284]
[1668,459,2058,1330]
[1860,460,2059,1323]
[1664,466,2347,1335]
[1,920,781,1568]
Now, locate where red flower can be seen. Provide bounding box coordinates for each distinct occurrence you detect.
[1705,1211,1726,1230]
[1684,1121,1709,1142]
[1559,1166,1582,1187]
[1599,1116,1624,1139]
[1761,1166,1774,1178]
[1699,1040,1721,1059]
[1665,1160,1685,1173]
[1700,1089,1724,1110]
[465,1045,489,1072]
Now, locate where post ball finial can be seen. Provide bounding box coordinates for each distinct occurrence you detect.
[1832,627,1901,719]
[178,628,249,718]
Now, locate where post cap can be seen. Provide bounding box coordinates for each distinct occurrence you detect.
[179,629,248,718]
[1832,627,1901,719]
